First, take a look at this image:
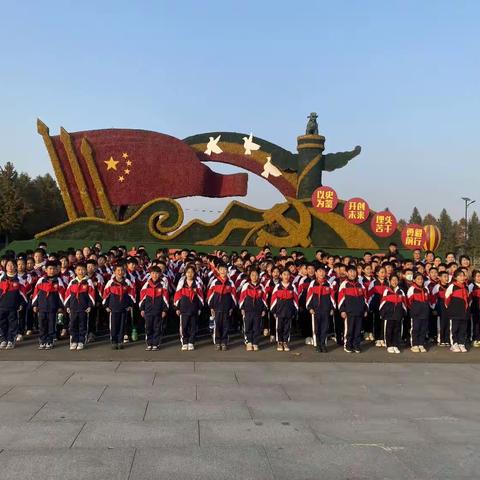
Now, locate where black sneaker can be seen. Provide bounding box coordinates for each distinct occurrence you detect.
[344,346,354,353]
[354,347,361,354]
[221,344,228,351]
[315,346,321,353]
[214,344,221,351]
[320,345,328,353]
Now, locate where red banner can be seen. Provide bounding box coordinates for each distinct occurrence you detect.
[343,197,370,224]
[401,224,426,250]
[311,186,338,213]
[370,211,397,237]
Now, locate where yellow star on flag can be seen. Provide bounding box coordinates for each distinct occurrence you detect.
[122,152,129,159]
[126,160,132,166]
[104,156,119,171]
[118,176,125,182]
[124,169,130,175]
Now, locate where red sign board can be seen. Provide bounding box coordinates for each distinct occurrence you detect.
[401,224,427,250]
[343,197,370,224]
[370,211,397,237]
[311,186,338,213]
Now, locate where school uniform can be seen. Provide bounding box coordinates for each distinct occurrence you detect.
[470,283,480,343]
[431,283,449,345]
[379,286,406,348]
[139,277,169,347]
[338,280,367,351]
[64,277,95,345]
[207,277,237,346]
[296,275,315,339]
[367,279,388,342]
[0,274,28,344]
[445,282,469,347]
[32,276,65,346]
[239,281,267,346]
[406,285,430,347]
[102,278,136,346]
[270,282,298,344]
[174,278,204,346]
[306,279,336,348]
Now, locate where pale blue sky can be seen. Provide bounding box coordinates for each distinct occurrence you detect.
[1,0,478,222]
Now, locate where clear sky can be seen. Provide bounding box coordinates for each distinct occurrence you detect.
[1,0,479,222]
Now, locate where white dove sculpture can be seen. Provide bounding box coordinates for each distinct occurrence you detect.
[242,133,260,155]
[204,135,223,155]
[261,156,282,178]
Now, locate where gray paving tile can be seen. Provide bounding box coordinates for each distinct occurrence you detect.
[0,421,84,449]
[153,371,237,385]
[0,372,73,386]
[100,385,196,402]
[130,446,274,480]
[246,399,348,420]
[310,418,428,445]
[37,361,120,374]
[412,416,480,445]
[115,361,194,373]
[1,385,105,402]
[0,361,45,373]
[197,384,288,401]
[74,420,198,448]
[32,398,147,422]
[0,448,135,480]
[393,444,480,479]
[145,400,251,421]
[199,419,317,447]
[66,372,155,387]
[265,444,414,480]
[0,400,47,421]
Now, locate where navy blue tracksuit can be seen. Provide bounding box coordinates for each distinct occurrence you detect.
[208,277,236,345]
[270,282,298,343]
[174,278,204,345]
[64,278,95,344]
[0,274,27,343]
[139,278,169,347]
[306,279,335,347]
[338,280,367,350]
[239,282,267,346]
[103,278,135,345]
[32,276,65,345]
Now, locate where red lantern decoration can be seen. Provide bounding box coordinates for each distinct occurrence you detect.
[423,225,441,251]
[311,186,338,213]
[370,211,397,238]
[343,197,370,224]
[401,224,427,250]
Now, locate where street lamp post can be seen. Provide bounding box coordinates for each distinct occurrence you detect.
[461,197,476,246]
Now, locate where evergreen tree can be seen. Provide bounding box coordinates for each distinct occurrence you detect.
[409,207,422,224]
[422,213,437,226]
[468,211,480,259]
[0,163,30,244]
[437,208,456,253]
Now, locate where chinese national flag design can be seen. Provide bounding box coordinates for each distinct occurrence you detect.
[50,129,248,214]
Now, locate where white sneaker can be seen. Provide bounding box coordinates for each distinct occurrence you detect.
[15,334,23,343]
[0,341,6,349]
[387,347,395,354]
[70,343,77,351]
[305,337,313,345]
[145,345,152,351]
[459,344,467,353]
[76,343,84,350]
[6,342,14,350]
[25,330,33,336]
[123,335,129,344]
[270,335,275,343]
[187,343,194,351]
[411,346,420,353]
[181,344,188,351]
[394,347,400,354]
[375,340,382,347]
[263,329,269,337]
[450,343,460,353]
[419,346,427,353]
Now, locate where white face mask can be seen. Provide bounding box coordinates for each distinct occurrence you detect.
[406,273,413,282]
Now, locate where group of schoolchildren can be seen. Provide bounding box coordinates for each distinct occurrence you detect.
[0,241,478,355]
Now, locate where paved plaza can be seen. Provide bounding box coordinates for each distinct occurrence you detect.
[0,342,479,479]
